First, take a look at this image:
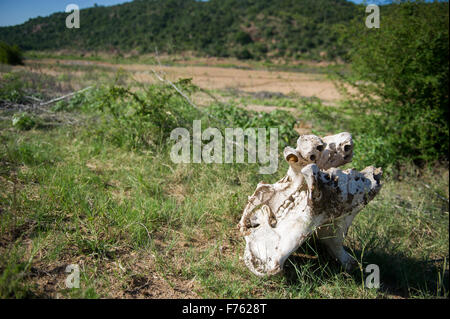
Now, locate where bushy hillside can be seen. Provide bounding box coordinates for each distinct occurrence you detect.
[0,0,358,60]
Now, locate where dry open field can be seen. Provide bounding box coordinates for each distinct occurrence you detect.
[28,57,344,103]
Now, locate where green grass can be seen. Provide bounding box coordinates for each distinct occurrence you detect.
[0,67,448,299]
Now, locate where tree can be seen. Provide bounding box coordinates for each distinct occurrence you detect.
[338,0,449,164]
[0,42,23,65]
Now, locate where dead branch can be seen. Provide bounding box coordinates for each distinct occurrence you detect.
[149,68,227,126]
[24,95,43,103]
[38,86,93,107]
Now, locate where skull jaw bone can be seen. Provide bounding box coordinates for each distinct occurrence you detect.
[241,162,382,277]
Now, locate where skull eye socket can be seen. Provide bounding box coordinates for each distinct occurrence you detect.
[316,145,324,152]
[310,155,316,161]
[286,154,298,163]
[344,144,352,152]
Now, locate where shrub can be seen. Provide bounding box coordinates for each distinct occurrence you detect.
[0,42,23,65]
[57,80,204,150]
[235,48,253,60]
[57,80,299,153]
[12,112,39,130]
[207,103,298,148]
[235,31,253,45]
[0,72,25,103]
[338,1,449,165]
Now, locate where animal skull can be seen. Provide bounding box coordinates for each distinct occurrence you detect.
[238,132,382,276]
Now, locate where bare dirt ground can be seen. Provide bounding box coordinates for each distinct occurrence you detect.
[30,58,344,103]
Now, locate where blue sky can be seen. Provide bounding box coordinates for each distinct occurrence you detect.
[0,0,440,27]
[0,0,133,27]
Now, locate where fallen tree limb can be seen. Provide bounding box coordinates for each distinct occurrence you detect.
[0,100,32,111]
[24,95,43,103]
[150,69,198,111]
[38,86,93,107]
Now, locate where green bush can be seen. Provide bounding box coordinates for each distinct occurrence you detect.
[338,1,449,165]
[57,80,299,153]
[235,48,254,60]
[67,81,201,150]
[235,31,253,45]
[12,112,39,130]
[0,72,25,103]
[0,70,58,103]
[207,103,298,148]
[0,42,23,65]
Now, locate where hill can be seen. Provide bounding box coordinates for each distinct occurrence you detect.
[0,0,358,60]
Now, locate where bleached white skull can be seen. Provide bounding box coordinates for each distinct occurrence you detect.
[238,132,382,276]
